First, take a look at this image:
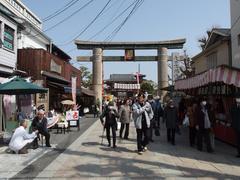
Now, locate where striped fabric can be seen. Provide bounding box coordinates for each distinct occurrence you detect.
[175,66,240,90]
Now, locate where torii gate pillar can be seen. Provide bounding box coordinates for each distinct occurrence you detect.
[158,47,168,101]
[92,48,103,112]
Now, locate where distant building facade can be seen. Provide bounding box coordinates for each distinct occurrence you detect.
[192,29,231,74]
[104,74,145,98]
[230,0,240,69]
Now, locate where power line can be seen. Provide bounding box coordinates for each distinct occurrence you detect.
[27,0,95,39]
[88,0,136,40]
[59,0,114,46]
[44,0,95,32]
[105,0,143,41]
[43,0,81,22]
[67,0,141,55]
[56,0,119,44]
[105,0,144,41]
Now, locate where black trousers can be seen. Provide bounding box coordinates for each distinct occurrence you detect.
[120,123,129,138]
[136,128,149,152]
[106,124,116,146]
[197,128,212,152]
[167,128,176,144]
[19,137,38,154]
[189,127,196,146]
[39,131,50,146]
[155,116,161,129]
[149,120,154,140]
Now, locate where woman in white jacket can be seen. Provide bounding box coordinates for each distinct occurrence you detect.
[132,93,153,155]
[9,119,38,154]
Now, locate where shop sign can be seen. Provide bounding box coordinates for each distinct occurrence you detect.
[50,59,62,74]
[66,111,79,121]
[124,49,135,61]
[36,88,49,112]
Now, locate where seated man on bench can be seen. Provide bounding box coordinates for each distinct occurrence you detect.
[32,109,51,147]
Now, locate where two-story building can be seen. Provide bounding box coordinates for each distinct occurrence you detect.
[192,28,231,74]
[1,0,51,50]
[0,0,83,133]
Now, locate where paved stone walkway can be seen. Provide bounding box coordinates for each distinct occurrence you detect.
[34,120,240,180]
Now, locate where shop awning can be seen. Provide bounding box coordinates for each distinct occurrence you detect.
[81,87,95,96]
[175,65,240,90]
[47,81,80,95]
[41,71,70,84]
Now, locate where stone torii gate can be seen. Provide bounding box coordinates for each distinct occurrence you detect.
[75,39,186,111]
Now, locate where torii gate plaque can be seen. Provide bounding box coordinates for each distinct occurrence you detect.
[75,39,186,112]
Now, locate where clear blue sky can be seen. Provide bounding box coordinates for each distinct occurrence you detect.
[21,0,230,82]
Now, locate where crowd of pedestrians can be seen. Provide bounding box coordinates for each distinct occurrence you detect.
[99,93,240,157]
[100,93,176,155]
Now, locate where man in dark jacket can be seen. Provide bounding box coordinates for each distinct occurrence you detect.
[195,99,213,153]
[231,98,240,157]
[100,101,119,148]
[164,99,178,145]
[32,109,51,147]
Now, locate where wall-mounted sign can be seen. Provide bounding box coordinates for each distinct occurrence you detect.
[50,59,62,74]
[36,88,49,112]
[124,49,135,61]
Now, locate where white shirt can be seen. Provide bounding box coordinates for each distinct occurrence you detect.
[9,126,37,153]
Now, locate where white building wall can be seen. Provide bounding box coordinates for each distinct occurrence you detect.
[0,14,17,73]
[231,0,240,68]
[2,0,50,50]
[1,0,42,30]
[18,33,48,50]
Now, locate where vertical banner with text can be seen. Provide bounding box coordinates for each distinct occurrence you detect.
[71,77,77,104]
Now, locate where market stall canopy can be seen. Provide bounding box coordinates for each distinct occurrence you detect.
[0,77,48,95]
[175,65,240,90]
[61,100,75,105]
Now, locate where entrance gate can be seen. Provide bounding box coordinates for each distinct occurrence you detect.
[75,39,186,111]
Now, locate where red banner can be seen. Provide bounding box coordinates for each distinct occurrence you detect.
[71,77,77,104]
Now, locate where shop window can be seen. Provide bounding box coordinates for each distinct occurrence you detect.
[3,24,14,51]
[238,34,240,46]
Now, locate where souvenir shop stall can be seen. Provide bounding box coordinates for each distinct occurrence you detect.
[175,65,240,145]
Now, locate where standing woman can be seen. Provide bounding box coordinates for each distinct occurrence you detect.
[119,99,131,139]
[100,101,119,148]
[132,93,153,155]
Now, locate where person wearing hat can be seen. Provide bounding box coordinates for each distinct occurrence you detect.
[100,101,119,148]
[9,119,38,154]
[32,109,51,147]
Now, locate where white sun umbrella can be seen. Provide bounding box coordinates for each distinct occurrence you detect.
[61,100,75,105]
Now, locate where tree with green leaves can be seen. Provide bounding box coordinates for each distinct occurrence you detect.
[79,66,92,88]
[140,80,156,95]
